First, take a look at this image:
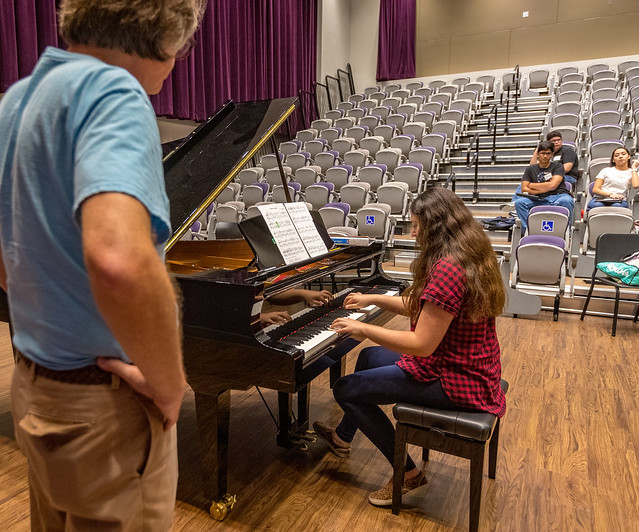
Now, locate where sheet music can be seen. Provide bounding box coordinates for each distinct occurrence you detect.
[257,204,309,264]
[284,203,329,257]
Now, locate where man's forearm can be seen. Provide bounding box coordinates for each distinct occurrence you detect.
[88,251,185,400]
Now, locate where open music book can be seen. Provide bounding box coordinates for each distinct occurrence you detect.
[256,203,329,264]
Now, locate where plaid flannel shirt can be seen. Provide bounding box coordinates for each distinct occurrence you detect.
[396,258,506,417]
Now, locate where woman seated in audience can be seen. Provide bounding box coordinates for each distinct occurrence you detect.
[313,187,506,507]
[588,147,639,209]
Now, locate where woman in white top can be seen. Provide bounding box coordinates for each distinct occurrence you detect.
[588,147,639,209]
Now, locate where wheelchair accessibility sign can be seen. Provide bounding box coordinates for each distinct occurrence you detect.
[541,220,554,232]
[365,215,375,225]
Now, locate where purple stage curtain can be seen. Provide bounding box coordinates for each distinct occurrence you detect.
[376,0,415,82]
[151,0,318,122]
[1,0,59,92]
[2,1,317,124]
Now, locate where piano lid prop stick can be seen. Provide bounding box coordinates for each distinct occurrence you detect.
[275,149,292,202]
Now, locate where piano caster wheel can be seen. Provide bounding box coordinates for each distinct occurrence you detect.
[209,493,236,521]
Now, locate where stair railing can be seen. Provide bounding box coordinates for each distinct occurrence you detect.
[486,103,499,165]
[443,169,456,193]
[465,131,481,203]
[513,64,520,112]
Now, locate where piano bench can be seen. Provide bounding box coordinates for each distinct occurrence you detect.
[391,379,509,532]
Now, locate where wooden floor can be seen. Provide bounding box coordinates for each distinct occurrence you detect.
[1,313,639,531]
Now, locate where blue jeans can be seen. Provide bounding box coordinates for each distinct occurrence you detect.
[333,346,456,471]
[587,198,628,210]
[514,192,574,233]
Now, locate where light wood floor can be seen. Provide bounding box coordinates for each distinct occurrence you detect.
[1,313,638,531]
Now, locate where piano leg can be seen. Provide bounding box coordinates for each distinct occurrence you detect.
[276,386,311,448]
[194,390,236,520]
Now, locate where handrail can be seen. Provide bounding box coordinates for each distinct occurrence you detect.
[504,84,511,135]
[297,89,316,130]
[312,81,330,120]
[486,103,499,164]
[513,64,520,111]
[337,66,355,99]
[325,74,342,108]
[443,169,456,193]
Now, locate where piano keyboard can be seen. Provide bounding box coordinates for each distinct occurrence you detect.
[264,286,400,365]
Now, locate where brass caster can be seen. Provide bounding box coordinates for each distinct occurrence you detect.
[209,493,236,521]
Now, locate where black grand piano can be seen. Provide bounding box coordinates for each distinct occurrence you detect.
[163,97,405,519]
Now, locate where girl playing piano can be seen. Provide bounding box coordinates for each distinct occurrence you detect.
[314,187,506,506]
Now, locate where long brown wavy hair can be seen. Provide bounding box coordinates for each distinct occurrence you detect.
[403,188,506,323]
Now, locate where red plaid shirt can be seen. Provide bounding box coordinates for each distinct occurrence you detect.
[396,258,506,417]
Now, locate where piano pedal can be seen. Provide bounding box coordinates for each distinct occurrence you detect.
[290,430,317,450]
[209,493,236,521]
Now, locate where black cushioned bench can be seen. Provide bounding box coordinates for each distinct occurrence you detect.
[391,379,509,532]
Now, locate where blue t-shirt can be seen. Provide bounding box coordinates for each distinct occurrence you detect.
[0,47,171,370]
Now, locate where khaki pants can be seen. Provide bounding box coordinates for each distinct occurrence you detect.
[11,359,178,532]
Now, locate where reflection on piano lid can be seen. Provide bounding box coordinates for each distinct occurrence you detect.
[163,98,297,251]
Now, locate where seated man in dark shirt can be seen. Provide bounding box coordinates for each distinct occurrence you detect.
[530,130,580,186]
[514,140,574,233]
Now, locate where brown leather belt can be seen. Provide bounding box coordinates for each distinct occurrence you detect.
[15,350,113,385]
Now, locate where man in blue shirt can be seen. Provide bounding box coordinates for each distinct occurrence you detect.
[0,1,203,529]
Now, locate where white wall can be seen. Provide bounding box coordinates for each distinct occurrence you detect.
[349,0,380,93]
[317,0,351,81]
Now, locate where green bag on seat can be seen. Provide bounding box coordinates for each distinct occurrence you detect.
[596,261,639,285]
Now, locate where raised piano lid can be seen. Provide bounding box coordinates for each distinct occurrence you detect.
[162,97,297,251]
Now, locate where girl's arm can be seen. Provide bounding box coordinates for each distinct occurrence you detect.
[343,292,409,315]
[331,299,453,357]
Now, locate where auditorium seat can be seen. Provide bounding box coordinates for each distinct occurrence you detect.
[590,110,622,126]
[359,136,385,158]
[556,90,582,104]
[340,182,372,212]
[413,110,436,131]
[372,105,392,121]
[528,69,549,91]
[343,149,371,172]
[428,79,446,91]
[582,206,634,256]
[377,182,410,217]
[587,63,609,81]
[387,113,409,133]
[285,151,311,174]
[512,235,567,321]
[374,123,397,144]
[295,129,318,143]
[217,182,241,203]
[356,203,394,241]
[476,74,495,93]
[272,182,302,203]
[420,101,443,119]
[359,98,377,113]
[590,98,621,114]
[311,118,332,133]
[430,92,451,111]
[358,163,389,193]
[452,76,470,90]
[347,107,367,121]
[325,164,353,192]
[304,138,328,160]
[409,146,438,177]
[359,114,381,131]
[324,109,344,122]
[332,137,356,158]
[334,116,357,131]
[589,139,623,160]
[592,69,616,81]
[405,81,423,94]
[414,86,434,100]
[374,149,402,175]
[402,122,426,144]
[319,127,343,147]
[319,202,351,229]
[294,165,322,191]
[390,134,416,159]
[438,84,458,98]
[264,168,291,190]
[279,140,301,156]
[238,167,264,189]
[315,150,341,174]
[591,78,618,92]
[242,182,269,207]
[305,182,336,210]
[589,124,623,143]
[394,163,425,193]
